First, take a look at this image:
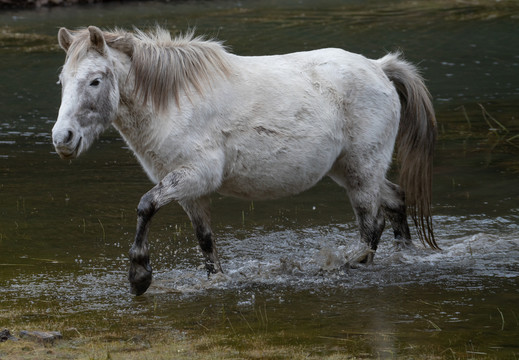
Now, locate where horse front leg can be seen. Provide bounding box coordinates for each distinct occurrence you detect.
[128,202,154,296]
[180,197,223,275]
[128,172,179,296]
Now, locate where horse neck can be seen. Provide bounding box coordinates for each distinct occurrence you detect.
[110,44,233,154]
[111,51,158,152]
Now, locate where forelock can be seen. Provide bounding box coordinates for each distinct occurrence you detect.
[63,29,91,71]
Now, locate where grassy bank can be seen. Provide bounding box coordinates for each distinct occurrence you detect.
[0,331,362,360]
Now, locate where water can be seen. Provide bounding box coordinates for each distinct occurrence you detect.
[1,0,518,357]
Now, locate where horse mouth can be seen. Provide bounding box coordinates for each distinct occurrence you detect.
[56,137,82,159]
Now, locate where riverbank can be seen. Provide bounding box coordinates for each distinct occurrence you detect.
[0,326,449,360]
[0,330,356,360]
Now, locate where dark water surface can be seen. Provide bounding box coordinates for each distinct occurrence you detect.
[1,0,518,357]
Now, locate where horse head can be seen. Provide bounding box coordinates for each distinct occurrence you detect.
[53,26,123,159]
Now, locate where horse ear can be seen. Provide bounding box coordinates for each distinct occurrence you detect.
[88,26,107,55]
[58,27,74,52]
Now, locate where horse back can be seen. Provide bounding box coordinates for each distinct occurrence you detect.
[212,49,400,199]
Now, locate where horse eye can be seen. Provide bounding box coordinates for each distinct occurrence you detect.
[90,78,101,87]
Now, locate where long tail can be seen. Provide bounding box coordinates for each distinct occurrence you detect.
[377,52,439,249]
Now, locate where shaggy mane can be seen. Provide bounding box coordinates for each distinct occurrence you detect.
[130,27,232,111]
[63,27,232,112]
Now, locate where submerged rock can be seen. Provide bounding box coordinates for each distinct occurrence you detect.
[19,330,62,344]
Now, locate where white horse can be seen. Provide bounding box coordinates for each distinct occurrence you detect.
[53,26,438,296]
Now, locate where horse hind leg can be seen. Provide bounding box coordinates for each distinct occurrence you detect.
[355,202,386,264]
[329,164,386,264]
[180,197,223,275]
[381,180,412,248]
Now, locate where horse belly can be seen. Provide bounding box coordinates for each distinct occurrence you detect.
[218,163,327,200]
[218,135,340,200]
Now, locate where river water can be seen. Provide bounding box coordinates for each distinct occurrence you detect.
[0,0,518,357]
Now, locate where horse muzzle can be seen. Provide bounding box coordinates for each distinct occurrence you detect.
[52,128,82,159]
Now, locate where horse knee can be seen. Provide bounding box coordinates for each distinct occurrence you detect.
[137,192,157,221]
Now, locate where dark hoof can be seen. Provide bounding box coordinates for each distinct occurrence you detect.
[394,237,414,250]
[205,261,223,277]
[129,262,152,296]
[359,252,375,265]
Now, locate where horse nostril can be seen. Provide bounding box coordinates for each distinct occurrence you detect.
[65,130,74,144]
